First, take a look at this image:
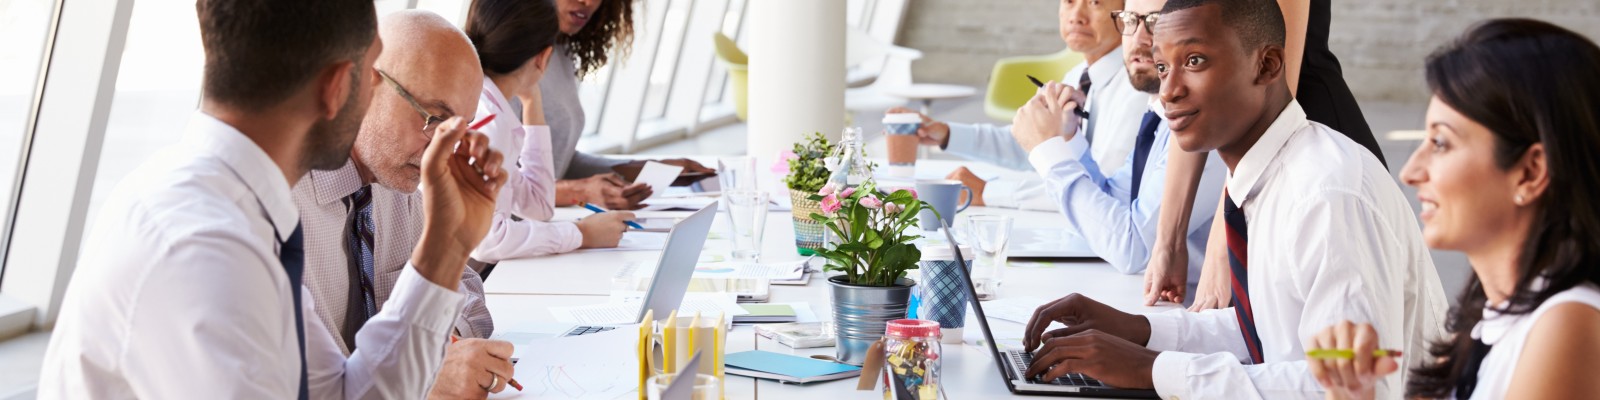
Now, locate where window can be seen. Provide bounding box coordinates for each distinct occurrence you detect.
[0,0,60,280]
[80,0,203,241]
[640,0,694,121]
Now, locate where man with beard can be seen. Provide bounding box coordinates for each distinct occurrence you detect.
[40,0,509,398]
[291,10,520,397]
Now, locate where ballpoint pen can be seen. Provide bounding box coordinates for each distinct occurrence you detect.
[450,335,522,391]
[469,114,496,130]
[581,202,645,230]
[1304,349,1403,360]
[1027,74,1090,119]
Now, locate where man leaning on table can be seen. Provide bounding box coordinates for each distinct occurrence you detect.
[890,0,1148,211]
[39,0,510,398]
[1010,0,1447,398]
[291,10,520,398]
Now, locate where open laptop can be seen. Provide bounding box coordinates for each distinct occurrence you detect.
[938,221,1158,398]
[494,203,718,341]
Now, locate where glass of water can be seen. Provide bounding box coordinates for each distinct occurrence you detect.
[723,189,769,261]
[961,214,1011,300]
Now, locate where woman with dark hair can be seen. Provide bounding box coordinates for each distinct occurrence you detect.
[544,0,712,210]
[466,0,633,264]
[1307,18,1600,400]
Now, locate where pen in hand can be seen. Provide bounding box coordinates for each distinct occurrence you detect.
[450,335,522,391]
[581,202,645,230]
[1304,348,1403,360]
[1027,74,1090,119]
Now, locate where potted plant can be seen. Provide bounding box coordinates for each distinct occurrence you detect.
[808,181,932,365]
[773,132,833,255]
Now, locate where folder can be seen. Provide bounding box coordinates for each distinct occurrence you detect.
[724,350,862,384]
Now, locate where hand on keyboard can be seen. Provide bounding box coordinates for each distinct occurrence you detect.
[1023,329,1160,390]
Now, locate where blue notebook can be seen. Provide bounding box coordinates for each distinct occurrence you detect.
[723,350,862,383]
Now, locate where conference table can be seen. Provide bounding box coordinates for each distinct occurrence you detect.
[481,163,1180,399]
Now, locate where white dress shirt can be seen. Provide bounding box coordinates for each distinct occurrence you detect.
[1024,97,1225,279]
[472,76,583,262]
[1140,101,1449,399]
[294,160,494,344]
[41,112,464,399]
[1468,282,1600,399]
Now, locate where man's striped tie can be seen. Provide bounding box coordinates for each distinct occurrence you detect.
[1224,190,1265,364]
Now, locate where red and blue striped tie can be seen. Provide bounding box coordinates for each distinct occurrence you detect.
[1224,190,1265,364]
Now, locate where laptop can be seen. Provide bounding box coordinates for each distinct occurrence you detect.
[938,221,1158,398]
[493,203,719,342]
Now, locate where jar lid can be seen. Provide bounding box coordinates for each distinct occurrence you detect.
[918,241,974,261]
[886,319,941,338]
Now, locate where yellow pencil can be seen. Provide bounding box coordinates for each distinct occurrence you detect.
[1305,349,1403,360]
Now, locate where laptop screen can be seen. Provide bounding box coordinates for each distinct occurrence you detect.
[936,219,1020,392]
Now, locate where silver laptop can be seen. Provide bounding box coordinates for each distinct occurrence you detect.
[938,220,1157,398]
[494,203,718,343]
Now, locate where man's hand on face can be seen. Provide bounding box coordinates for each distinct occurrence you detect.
[429,338,516,399]
[886,106,951,147]
[412,117,508,287]
[1010,81,1087,153]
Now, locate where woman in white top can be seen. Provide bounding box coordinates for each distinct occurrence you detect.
[1308,19,1600,399]
[464,0,632,263]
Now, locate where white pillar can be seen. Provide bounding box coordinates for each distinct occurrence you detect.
[746,0,844,163]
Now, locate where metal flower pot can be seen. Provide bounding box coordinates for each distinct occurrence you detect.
[828,275,916,365]
[790,189,827,255]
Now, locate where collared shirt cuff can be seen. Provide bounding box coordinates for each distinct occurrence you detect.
[1152,351,1198,400]
[557,221,584,252]
[391,263,468,332]
[1143,309,1185,351]
[944,123,981,154]
[1027,137,1080,177]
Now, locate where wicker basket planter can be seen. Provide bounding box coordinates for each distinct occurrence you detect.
[789,189,827,255]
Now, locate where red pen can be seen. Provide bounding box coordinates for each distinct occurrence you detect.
[451,335,522,391]
[468,114,496,131]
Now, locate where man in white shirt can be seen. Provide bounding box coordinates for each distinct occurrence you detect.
[1010,0,1448,398]
[891,0,1148,211]
[40,1,511,398]
[1016,0,1226,279]
[291,11,520,398]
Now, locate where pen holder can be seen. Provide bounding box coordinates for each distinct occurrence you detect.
[639,311,728,400]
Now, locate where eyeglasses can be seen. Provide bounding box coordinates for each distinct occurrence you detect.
[1110,11,1160,36]
[376,68,451,137]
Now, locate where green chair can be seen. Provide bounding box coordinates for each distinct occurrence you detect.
[983,48,1083,122]
[713,32,750,121]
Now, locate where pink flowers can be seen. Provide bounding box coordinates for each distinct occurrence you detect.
[860,196,883,209]
[820,193,842,214]
[772,150,798,174]
[884,202,903,214]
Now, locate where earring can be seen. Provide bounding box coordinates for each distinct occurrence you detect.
[1515,194,1525,205]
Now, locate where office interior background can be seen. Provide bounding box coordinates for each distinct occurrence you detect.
[1,0,1597,397]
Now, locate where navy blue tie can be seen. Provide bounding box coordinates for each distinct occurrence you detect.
[278,225,310,400]
[1128,111,1162,199]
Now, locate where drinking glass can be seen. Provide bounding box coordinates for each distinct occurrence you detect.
[717,156,757,192]
[723,189,769,261]
[961,214,1012,300]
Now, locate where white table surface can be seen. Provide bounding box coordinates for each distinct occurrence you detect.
[483,162,1179,399]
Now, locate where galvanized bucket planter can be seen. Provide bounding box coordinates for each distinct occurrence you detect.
[790,189,827,255]
[828,275,916,365]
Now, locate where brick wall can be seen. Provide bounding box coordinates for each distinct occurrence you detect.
[899,0,1600,103]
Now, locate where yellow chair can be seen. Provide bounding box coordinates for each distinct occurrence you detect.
[983,48,1083,122]
[713,32,750,121]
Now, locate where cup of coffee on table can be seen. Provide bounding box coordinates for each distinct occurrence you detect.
[883,113,921,178]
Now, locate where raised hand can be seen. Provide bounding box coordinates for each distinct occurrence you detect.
[411,117,508,287]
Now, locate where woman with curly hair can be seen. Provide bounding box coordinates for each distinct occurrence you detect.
[542,0,711,210]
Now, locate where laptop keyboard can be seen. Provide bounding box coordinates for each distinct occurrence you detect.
[563,325,616,337]
[1010,350,1106,387]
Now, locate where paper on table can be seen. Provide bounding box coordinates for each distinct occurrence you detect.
[571,231,670,253]
[618,258,807,281]
[550,293,750,325]
[487,327,640,399]
[982,296,1052,324]
[639,196,717,211]
[636,161,684,200]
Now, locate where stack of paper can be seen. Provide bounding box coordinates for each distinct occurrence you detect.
[723,351,861,384]
[487,328,640,399]
[733,304,797,324]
